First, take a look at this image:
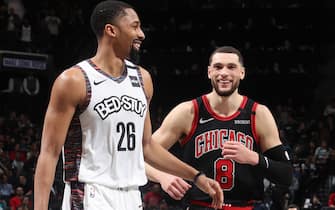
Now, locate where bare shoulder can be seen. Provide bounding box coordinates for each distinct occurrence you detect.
[51,66,86,106]
[167,100,195,123]
[174,100,195,115]
[138,66,152,81]
[156,100,195,144]
[255,103,281,150]
[255,103,273,117]
[55,67,85,91]
[138,66,153,101]
[254,103,277,127]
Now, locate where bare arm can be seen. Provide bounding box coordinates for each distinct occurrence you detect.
[222,104,282,165]
[145,163,191,200]
[256,104,282,152]
[140,66,197,179]
[222,104,292,186]
[140,67,223,208]
[34,68,85,210]
[146,101,195,199]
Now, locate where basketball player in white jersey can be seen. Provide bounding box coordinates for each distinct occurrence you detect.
[33,1,223,210]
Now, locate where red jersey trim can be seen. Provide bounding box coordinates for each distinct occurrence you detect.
[202,95,248,121]
[251,102,259,144]
[180,99,199,146]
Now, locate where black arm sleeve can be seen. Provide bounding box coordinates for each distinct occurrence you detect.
[257,145,293,187]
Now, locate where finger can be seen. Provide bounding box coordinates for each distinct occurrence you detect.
[169,184,187,198]
[222,143,238,150]
[209,181,223,209]
[176,179,191,191]
[170,182,185,194]
[168,190,183,200]
[223,146,242,159]
[222,148,237,156]
[207,181,221,209]
[167,187,183,200]
[224,141,240,145]
[222,154,236,160]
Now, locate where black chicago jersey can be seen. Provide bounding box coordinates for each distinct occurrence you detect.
[180,95,264,204]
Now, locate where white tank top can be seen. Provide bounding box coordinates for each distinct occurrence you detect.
[63,59,148,188]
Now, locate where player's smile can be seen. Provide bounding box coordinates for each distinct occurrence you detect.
[133,40,142,50]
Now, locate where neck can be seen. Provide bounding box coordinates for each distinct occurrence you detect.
[92,44,126,77]
[206,91,243,116]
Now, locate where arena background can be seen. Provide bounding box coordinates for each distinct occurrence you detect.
[0,0,335,209]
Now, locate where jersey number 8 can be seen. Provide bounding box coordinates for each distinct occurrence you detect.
[214,158,235,190]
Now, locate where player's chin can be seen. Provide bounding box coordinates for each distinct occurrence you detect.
[217,90,234,97]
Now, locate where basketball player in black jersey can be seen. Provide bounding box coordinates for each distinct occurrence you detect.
[146,46,293,209]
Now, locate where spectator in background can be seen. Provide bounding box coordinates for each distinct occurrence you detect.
[314,140,330,179]
[143,183,163,210]
[0,174,14,202]
[6,7,21,49]
[19,16,33,52]
[328,149,335,190]
[324,98,335,117]
[287,203,300,210]
[328,186,335,208]
[16,175,32,196]
[44,9,61,52]
[17,196,31,210]
[11,152,24,176]
[9,186,24,210]
[311,194,322,209]
[7,0,25,19]
[324,98,335,138]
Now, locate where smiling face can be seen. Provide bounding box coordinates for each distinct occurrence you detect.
[110,8,145,62]
[208,52,245,97]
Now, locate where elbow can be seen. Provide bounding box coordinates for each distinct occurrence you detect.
[278,165,294,187]
[266,163,293,187]
[285,165,294,187]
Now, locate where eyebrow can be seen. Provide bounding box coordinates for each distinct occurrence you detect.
[212,62,238,66]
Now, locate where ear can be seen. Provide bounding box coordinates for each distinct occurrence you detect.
[207,66,211,79]
[105,23,117,37]
[240,66,245,80]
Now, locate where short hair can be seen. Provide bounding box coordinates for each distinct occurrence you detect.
[287,204,300,210]
[209,46,244,66]
[90,0,134,38]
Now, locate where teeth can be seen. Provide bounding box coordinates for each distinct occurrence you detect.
[219,80,230,83]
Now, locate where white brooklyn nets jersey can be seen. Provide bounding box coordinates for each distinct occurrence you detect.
[63,59,148,188]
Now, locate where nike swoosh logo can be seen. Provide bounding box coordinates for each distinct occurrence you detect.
[199,117,214,124]
[93,79,106,85]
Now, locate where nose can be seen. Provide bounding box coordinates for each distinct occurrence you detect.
[218,67,229,76]
[138,27,145,40]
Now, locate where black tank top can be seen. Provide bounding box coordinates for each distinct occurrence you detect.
[180,95,264,203]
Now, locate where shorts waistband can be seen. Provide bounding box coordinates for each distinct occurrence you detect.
[110,186,139,191]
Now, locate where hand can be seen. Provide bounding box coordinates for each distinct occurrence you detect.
[195,175,223,209]
[222,141,258,165]
[160,174,191,200]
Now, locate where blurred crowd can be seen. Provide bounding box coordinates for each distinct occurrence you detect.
[1,0,335,210]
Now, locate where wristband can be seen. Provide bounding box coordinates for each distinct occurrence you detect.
[257,153,269,169]
[193,171,205,184]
